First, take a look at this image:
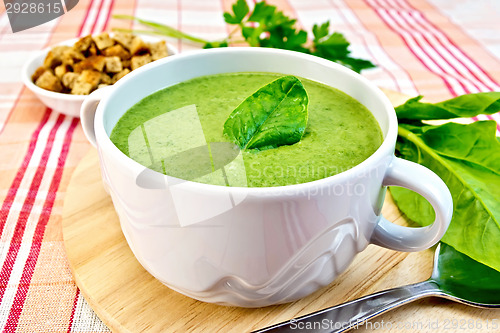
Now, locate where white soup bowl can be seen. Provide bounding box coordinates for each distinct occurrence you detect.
[80,48,453,307]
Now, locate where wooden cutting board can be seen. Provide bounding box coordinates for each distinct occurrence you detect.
[62,90,498,332]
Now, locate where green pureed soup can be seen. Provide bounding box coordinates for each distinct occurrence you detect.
[110,73,383,187]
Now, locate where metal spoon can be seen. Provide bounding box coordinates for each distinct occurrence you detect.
[254,244,500,333]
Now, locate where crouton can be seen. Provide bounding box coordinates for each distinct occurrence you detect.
[62,72,79,89]
[97,84,110,89]
[71,82,93,95]
[44,45,73,69]
[113,32,135,51]
[72,61,92,73]
[31,66,47,82]
[112,68,130,83]
[33,33,171,95]
[149,41,168,61]
[73,55,106,73]
[74,35,93,52]
[104,56,123,73]
[61,48,85,66]
[102,44,131,60]
[87,42,99,56]
[52,45,72,56]
[54,64,71,79]
[78,69,101,89]
[43,50,63,69]
[35,71,63,92]
[90,55,106,71]
[121,59,131,68]
[130,37,150,55]
[130,54,151,70]
[93,32,114,50]
[100,73,112,85]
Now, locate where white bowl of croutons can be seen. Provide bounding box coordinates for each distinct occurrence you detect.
[22,32,177,118]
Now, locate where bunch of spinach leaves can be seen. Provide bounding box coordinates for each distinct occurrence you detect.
[113,0,375,73]
[392,93,500,272]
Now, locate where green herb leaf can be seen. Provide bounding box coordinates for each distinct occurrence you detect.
[311,24,375,73]
[223,76,308,150]
[203,41,229,49]
[313,37,349,60]
[223,0,249,24]
[114,1,377,73]
[420,121,500,174]
[335,57,377,74]
[247,1,276,22]
[232,3,375,72]
[312,21,330,40]
[433,243,500,304]
[241,26,263,47]
[263,27,309,52]
[391,120,500,272]
[396,92,500,121]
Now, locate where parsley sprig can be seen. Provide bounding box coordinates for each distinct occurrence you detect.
[114,0,375,73]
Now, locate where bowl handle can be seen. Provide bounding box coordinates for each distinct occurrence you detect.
[80,86,113,147]
[371,157,453,252]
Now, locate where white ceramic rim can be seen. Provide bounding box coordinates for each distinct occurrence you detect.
[94,47,398,197]
[21,36,178,104]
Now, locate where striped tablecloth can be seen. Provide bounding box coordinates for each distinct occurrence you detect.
[0,0,499,331]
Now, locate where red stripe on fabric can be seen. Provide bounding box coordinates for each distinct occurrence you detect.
[2,1,114,328]
[379,0,500,96]
[0,2,93,331]
[329,0,416,93]
[103,0,116,31]
[0,109,51,238]
[374,0,500,132]
[77,0,96,37]
[408,11,497,91]
[367,1,458,96]
[67,289,80,333]
[0,87,26,136]
[97,0,114,34]
[0,0,96,238]
[382,5,476,94]
[402,0,500,89]
[377,2,470,95]
[0,114,64,301]
[90,0,106,35]
[0,8,67,136]
[4,118,79,330]
[398,11,482,92]
[67,0,117,329]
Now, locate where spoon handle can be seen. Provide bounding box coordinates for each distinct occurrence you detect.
[254,280,441,333]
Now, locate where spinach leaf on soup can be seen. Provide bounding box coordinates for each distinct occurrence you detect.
[223,75,309,150]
